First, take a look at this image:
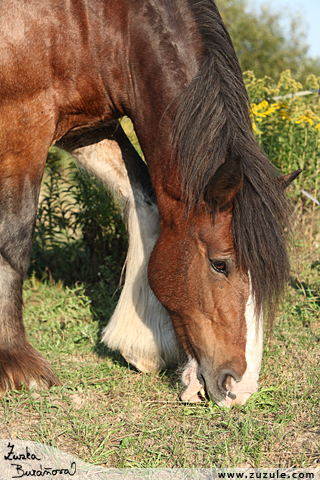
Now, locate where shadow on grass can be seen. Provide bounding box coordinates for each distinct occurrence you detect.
[29,235,126,363]
[92,302,180,388]
[28,241,179,384]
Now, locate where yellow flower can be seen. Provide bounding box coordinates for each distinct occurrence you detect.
[276,102,292,121]
[295,115,313,125]
[250,101,279,119]
[252,122,262,135]
[295,110,320,127]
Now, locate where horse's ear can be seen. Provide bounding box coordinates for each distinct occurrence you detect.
[278,169,302,189]
[205,155,243,209]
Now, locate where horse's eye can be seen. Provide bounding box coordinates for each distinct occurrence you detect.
[211,260,228,276]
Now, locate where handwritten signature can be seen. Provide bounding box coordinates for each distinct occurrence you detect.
[4,442,77,478]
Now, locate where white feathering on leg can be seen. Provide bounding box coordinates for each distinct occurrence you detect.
[72,138,178,373]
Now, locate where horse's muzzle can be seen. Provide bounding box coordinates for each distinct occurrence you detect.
[180,359,250,406]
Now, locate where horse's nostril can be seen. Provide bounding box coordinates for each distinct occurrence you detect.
[218,369,241,400]
[217,371,227,397]
[226,390,236,400]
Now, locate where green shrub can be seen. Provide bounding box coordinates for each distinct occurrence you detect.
[244,70,320,198]
[30,149,127,287]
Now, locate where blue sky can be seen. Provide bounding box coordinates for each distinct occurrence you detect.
[251,0,320,58]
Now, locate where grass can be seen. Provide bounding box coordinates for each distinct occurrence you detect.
[0,74,319,468]
[0,210,319,468]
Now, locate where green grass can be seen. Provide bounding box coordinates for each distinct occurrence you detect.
[0,212,319,468]
[0,75,319,467]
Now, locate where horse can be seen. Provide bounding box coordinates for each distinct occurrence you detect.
[0,0,299,406]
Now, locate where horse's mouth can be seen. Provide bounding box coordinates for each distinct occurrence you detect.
[180,359,209,403]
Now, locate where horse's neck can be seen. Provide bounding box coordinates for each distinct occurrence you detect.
[120,0,204,199]
[61,0,203,206]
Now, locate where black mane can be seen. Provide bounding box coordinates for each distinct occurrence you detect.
[172,0,291,323]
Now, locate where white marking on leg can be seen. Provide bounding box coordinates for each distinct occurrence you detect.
[103,187,177,372]
[72,139,177,372]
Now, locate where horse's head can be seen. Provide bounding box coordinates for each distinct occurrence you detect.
[148,155,262,406]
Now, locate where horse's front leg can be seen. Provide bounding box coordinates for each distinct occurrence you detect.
[61,122,178,372]
[0,118,60,393]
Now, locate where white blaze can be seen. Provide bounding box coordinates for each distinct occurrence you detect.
[221,279,264,407]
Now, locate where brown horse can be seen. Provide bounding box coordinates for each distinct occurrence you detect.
[0,0,298,406]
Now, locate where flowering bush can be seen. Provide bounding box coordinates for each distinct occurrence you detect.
[244,70,320,197]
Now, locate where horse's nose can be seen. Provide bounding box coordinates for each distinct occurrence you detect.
[217,368,242,400]
[196,362,246,403]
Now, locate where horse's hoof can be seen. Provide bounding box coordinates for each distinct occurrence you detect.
[120,348,165,373]
[0,342,61,395]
